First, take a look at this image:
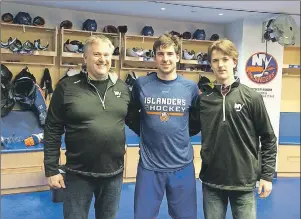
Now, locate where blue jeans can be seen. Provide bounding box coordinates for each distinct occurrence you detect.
[63,172,123,219]
[202,183,256,219]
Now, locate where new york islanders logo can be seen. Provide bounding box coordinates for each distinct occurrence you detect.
[160,112,169,122]
[245,52,278,84]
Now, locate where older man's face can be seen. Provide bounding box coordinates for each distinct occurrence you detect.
[84,41,112,80]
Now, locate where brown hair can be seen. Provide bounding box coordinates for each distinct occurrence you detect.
[207,39,239,71]
[153,33,180,55]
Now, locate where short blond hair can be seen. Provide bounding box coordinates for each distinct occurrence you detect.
[153,33,181,55]
[208,39,239,71]
[83,35,115,54]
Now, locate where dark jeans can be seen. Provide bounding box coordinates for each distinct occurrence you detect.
[63,172,123,219]
[202,183,256,219]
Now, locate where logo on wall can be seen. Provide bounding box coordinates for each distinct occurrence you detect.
[245,52,278,84]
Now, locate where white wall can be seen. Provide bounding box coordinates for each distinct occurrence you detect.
[225,19,244,75]
[1,2,225,39]
[239,18,284,171]
[224,16,285,171]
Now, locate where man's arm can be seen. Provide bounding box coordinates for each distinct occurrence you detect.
[43,83,65,177]
[252,94,277,182]
[189,85,201,136]
[125,82,141,136]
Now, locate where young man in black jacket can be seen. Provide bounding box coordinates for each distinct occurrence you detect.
[198,39,277,219]
[43,35,130,219]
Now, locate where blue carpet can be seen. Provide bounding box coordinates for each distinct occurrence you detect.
[1,178,300,219]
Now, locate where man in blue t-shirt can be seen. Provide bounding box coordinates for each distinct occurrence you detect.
[126,33,201,219]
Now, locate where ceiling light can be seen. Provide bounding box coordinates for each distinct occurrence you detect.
[161,7,166,11]
[218,13,223,16]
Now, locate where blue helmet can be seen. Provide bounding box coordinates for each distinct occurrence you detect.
[83,19,97,32]
[193,29,206,40]
[13,12,32,25]
[141,26,154,36]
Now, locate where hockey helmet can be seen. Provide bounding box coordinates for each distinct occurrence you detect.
[34,39,49,51]
[64,39,83,53]
[1,37,16,49]
[13,12,32,25]
[33,16,45,26]
[193,29,206,40]
[22,40,35,52]
[83,19,97,31]
[210,34,219,41]
[8,38,22,53]
[182,32,192,39]
[103,25,118,33]
[118,25,128,33]
[60,20,73,29]
[169,31,181,37]
[2,13,13,23]
[141,26,154,36]
[182,49,195,60]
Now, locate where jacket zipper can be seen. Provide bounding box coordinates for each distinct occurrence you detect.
[221,85,231,122]
[222,95,226,121]
[102,84,114,108]
[87,80,114,110]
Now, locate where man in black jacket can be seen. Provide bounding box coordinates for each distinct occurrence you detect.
[198,39,277,219]
[44,35,130,219]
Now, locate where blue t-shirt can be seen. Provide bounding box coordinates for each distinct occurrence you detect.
[132,72,200,171]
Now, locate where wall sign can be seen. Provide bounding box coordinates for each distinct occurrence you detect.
[245,52,278,84]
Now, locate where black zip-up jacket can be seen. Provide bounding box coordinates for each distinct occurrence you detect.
[44,71,130,177]
[199,78,277,191]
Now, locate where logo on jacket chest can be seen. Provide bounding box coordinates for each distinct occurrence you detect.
[114,91,121,98]
[234,103,244,111]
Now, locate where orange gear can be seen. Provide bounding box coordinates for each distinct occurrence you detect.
[24,136,35,147]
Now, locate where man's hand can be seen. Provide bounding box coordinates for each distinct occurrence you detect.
[258,179,272,198]
[47,174,66,189]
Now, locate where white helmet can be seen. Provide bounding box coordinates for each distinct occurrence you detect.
[182,49,195,60]
[126,48,139,57]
